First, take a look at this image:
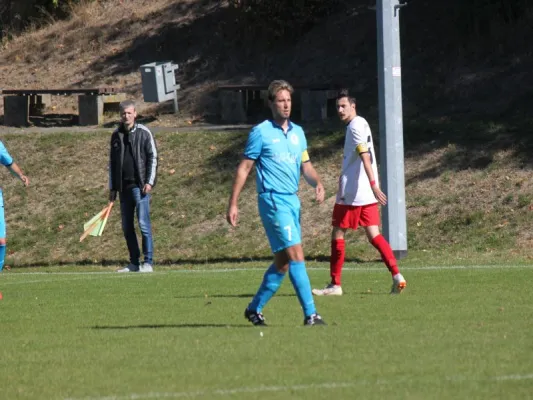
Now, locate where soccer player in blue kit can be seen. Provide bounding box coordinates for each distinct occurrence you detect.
[0,140,29,272]
[226,80,326,326]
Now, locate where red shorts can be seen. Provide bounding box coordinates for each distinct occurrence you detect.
[331,203,380,230]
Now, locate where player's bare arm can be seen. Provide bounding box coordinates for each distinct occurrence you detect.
[226,158,255,226]
[360,152,387,206]
[301,161,325,204]
[8,162,29,187]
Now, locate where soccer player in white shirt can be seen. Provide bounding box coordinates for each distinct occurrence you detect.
[312,90,406,296]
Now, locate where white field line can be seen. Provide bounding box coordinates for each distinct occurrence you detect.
[0,264,532,286]
[63,373,533,400]
[2,263,533,276]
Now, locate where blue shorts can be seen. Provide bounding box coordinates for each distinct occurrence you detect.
[0,190,5,239]
[258,192,301,253]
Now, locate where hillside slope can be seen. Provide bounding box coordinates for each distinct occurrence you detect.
[1,0,532,128]
[1,2,532,185]
[1,1,533,269]
[0,130,531,270]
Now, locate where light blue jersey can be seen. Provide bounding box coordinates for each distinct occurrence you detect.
[0,191,4,238]
[244,120,309,252]
[0,140,13,237]
[244,120,308,194]
[0,141,11,270]
[0,141,13,167]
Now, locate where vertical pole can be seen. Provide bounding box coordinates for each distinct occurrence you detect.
[173,90,179,113]
[172,64,179,114]
[377,0,408,259]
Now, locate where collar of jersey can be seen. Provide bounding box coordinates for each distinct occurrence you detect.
[269,119,293,134]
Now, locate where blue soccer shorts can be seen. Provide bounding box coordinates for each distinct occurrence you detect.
[258,192,302,253]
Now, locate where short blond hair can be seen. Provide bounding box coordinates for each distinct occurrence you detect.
[267,80,294,101]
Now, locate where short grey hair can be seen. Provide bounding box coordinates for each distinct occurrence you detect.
[119,100,136,112]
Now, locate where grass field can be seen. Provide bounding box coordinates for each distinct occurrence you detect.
[1,263,532,400]
[1,129,533,269]
[0,129,532,399]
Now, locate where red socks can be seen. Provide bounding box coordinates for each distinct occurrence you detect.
[330,239,345,285]
[371,234,400,275]
[331,235,399,284]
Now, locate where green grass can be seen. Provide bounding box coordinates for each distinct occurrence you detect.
[0,129,532,269]
[1,264,533,400]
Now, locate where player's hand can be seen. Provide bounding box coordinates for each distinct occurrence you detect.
[372,186,387,206]
[20,175,29,187]
[315,183,325,204]
[226,204,239,227]
[109,190,117,202]
[143,184,152,194]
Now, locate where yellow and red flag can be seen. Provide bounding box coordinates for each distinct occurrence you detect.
[80,202,114,242]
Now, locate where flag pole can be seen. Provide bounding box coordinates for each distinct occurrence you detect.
[79,204,110,242]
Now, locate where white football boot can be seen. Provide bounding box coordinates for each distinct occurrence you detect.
[390,273,407,294]
[312,283,343,296]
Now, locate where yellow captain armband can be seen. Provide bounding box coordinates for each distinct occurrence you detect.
[355,143,369,155]
[301,150,310,163]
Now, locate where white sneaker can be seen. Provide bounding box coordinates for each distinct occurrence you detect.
[312,284,343,296]
[391,273,407,294]
[139,263,153,273]
[117,263,139,273]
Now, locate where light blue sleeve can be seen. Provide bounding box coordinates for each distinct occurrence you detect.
[243,126,263,160]
[0,141,13,166]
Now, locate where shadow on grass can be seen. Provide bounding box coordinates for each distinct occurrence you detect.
[173,293,296,299]
[29,114,79,127]
[356,291,389,296]
[91,323,253,329]
[404,117,533,184]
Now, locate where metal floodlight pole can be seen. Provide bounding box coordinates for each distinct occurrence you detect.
[173,90,179,114]
[376,0,408,259]
[172,63,180,114]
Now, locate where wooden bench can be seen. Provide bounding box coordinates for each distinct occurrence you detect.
[1,88,127,127]
[218,84,342,124]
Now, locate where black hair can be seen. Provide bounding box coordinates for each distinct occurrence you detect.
[336,89,356,105]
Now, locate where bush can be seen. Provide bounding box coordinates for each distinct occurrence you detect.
[0,0,93,38]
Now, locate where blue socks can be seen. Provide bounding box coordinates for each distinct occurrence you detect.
[248,264,285,313]
[0,244,5,272]
[248,260,317,318]
[289,260,316,317]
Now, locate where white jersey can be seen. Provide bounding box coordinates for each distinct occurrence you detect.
[335,116,379,206]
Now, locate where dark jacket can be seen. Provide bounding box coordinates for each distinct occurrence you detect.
[109,123,158,192]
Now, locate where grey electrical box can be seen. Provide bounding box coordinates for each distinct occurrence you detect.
[140,61,180,103]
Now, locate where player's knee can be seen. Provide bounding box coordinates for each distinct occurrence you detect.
[332,228,346,240]
[275,263,289,273]
[0,238,6,246]
[287,244,304,261]
[365,226,380,242]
